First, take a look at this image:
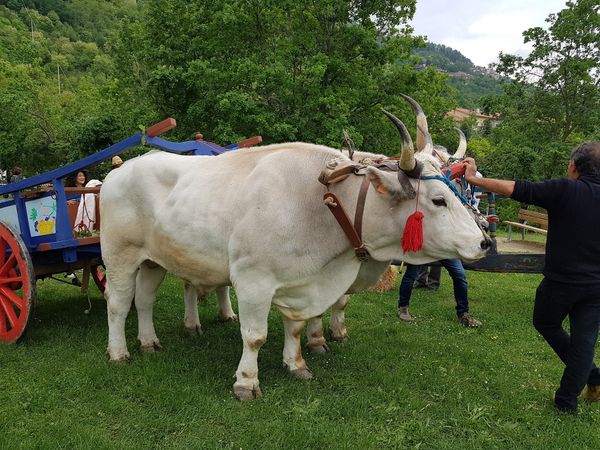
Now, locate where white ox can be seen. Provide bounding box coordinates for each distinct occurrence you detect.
[178,95,473,349]
[100,111,489,400]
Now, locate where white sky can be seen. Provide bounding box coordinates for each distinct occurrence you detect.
[410,0,569,67]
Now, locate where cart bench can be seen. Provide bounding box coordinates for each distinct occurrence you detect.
[504,208,547,241]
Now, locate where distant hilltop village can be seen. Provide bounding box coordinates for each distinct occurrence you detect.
[447,107,501,127]
[414,62,502,80]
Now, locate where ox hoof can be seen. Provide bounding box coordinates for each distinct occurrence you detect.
[219,314,238,322]
[307,343,330,354]
[290,368,313,380]
[184,325,203,336]
[330,333,349,343]
[108,352,131,364]
[139,340,162,353]
[234,385,263,401]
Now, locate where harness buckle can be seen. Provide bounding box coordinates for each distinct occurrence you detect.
[355,246,370,262]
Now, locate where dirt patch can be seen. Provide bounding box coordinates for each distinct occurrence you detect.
[496,239,545,254]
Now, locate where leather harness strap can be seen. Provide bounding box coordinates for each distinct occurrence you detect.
[323,187,370,262]
[320,158,423,263]
[354,175,370,239]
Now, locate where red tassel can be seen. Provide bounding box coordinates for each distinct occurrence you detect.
[402,210,424,253]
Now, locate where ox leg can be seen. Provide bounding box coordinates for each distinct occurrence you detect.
[306,316,329,353]
[183,282,202,336]
[135,262,167,352]
[329,294,350,342]
[282,317,313,379]
[216,286,237,322]
[106,268,137,362]
[233,295,271,401]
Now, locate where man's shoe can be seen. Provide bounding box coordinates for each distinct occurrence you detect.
[397,306,415,321]
[582,384,600,401]
[555,403,578,414]
[413,282,427,289]
[459,312,481,328]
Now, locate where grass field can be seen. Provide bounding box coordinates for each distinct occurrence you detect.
[1,270,599,449]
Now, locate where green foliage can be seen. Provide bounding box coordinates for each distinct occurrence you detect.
[414,42,504,109]
[415,42,474,73]
[0,3,140,176]
[494,0,599,144]
[111,0,464,155]
[448,74,503,109]
[0,0,596,195]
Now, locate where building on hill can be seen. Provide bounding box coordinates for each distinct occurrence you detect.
[447,107,501,128]
[448,71,472,79]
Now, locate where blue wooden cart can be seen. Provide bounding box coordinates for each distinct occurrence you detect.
[0,118,261,343]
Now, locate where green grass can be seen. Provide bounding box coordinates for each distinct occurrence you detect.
[1,271,599,449]
[494,227,548,244]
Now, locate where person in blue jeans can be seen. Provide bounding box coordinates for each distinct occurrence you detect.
[413,265,442,290]
[397,259,481,327]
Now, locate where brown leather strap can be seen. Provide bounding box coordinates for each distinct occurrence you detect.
[323,192,369,261]
[354,176,370,239]
[319,163,356,186]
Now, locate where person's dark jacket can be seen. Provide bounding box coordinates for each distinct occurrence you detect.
[511,176,600,284]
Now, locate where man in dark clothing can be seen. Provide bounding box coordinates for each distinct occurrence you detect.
[463,141,600,414]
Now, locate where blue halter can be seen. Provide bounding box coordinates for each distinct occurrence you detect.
[420,170,471,205]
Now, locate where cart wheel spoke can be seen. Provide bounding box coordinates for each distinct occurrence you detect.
[0,237,5,263]
[0,253,16,276]
[0,296,18,328]
[0,287,25,309]
[0,276,24,286]
[0,306,6,333]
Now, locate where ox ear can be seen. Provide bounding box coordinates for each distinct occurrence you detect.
[366,167,415,201]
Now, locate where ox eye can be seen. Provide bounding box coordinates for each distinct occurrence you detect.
[432,197,447,207]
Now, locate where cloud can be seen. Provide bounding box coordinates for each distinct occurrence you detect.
[410,0,568,66]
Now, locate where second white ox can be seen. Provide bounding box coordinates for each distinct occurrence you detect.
[100,113,489,400]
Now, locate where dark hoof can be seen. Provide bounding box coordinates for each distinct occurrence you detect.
[234,385,263,401]
[290,368,313,380]
[140,341,162,353]
[108,353,131,364]
[184,325,203,336]
[307,343,330,353]
[330,334,349,342]
[219,314,238,322]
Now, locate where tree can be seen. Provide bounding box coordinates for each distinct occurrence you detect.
[110,0,458,155]
[495,0,599,143]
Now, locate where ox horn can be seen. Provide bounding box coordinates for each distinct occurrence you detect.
[452,127,467,159]
[382,109,416,172]
[400,93,433,153]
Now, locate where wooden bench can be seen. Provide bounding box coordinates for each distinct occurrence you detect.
[503,208,547,241]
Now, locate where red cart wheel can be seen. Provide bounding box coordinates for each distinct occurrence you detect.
[91,264,106,293]
[0,222,36,344]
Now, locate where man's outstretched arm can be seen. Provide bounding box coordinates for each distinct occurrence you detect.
[463,157,515,197]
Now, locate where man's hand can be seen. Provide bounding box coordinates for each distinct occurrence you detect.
[486,214,499,224]
[463,157,478,184]
[461,158,516,196]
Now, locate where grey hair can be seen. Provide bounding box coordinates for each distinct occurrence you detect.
[571,141,600,177]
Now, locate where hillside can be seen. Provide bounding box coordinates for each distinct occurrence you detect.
[414,43,504,109]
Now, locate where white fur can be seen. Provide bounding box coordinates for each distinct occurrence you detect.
[100,143,487,398]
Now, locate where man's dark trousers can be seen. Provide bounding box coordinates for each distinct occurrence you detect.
[533,278,600,411]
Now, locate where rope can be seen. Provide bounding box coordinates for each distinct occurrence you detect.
[420,170,470,205]
[75,192,96,234]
